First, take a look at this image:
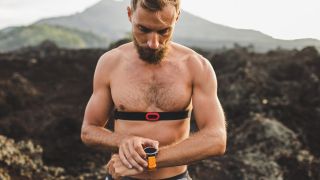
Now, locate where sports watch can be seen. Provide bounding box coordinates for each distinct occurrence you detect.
[144,147,158,170]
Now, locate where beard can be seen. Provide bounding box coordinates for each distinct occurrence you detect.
[133,37,169,64]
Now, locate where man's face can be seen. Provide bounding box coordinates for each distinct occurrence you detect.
[128,4,179,64]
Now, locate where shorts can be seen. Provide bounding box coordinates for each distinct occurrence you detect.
[105,171,192,180]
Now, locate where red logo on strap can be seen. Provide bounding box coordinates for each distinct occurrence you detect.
[146,112,160,121]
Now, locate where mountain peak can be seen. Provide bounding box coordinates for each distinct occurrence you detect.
[24,0,320,51]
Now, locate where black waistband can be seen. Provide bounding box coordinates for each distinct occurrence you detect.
[106,170,190,180]
[114,110,191,121]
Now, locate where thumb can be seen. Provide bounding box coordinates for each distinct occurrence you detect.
[154,141,159,149]
[142,138,159,149]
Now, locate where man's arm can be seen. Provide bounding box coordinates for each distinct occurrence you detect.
[156,54,227,167]
[81,50,158,171]
[81,51,124,151]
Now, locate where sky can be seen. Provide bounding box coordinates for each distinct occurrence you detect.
[0,0,319,40]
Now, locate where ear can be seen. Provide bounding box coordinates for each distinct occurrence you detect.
[127,6,132,22]
[175,10,180,22]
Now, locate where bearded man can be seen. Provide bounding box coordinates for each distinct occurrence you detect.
[81,0,227,179]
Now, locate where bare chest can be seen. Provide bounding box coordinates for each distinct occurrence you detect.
[110,62,192,111]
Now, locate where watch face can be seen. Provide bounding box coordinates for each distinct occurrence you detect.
[144,147,158,156]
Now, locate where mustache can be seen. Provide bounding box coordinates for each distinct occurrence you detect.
[138,44,162,51]
[133,37,168,64]
[140,47,160,54]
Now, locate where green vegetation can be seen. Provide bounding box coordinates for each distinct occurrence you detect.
[0,24,109,52]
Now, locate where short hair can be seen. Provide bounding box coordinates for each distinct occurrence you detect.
[131,0,180,12]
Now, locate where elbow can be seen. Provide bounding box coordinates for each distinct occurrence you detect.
[212,138,226,156]
[218,130,227,155]
[208,129,227,156]
[216,138,227,155]
[80,125,91,146]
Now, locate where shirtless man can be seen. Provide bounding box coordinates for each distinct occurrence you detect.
[81,0,227,179]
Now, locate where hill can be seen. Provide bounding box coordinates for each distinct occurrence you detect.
[35,0,320,52]
[0,24,109,52]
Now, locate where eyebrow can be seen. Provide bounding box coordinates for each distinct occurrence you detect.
[137,24,171,33]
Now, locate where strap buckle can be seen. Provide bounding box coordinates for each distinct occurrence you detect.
[145,112,160,121]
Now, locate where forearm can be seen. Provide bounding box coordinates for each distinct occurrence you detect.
[81,124,128,152]
[157,128,226,168]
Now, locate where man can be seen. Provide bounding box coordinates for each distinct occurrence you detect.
[81,0,227,179]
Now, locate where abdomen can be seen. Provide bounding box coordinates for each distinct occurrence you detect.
[114,118,190,146]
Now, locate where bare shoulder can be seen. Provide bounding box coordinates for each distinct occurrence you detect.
[95,42,133,79]
[171,42,213,78]
[97,43,130,69]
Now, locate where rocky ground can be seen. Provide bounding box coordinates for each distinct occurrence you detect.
[0,41,319,179]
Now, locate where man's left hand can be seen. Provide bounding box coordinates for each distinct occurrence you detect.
[106,154,144,179]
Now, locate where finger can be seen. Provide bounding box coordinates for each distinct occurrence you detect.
[122,143,140,169]
[106,160,112,173]
[142,139,159,149]
[109,161,115,175]
[134,140,147,159]
[124,142,144,171]
[154,141,159,149]
[105,160,111,171]
[112,168,120,180]
[130,141,148,168]
[119,147,132,169]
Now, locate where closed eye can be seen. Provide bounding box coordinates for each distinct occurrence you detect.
[157,28,170,35]
[138,25,152,33]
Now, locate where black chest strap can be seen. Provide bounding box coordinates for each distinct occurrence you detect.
[114,110,191,121]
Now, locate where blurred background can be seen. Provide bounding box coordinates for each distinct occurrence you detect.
[0,0,319,179]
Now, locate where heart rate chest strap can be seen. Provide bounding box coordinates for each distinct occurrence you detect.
[114,110,191,121]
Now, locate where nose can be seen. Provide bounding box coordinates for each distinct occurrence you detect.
[147,32,159,49]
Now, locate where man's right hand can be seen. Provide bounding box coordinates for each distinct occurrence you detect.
[118,136,159,171]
